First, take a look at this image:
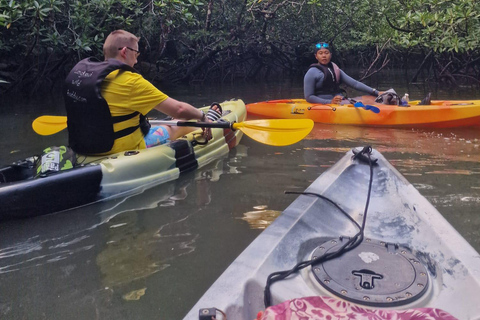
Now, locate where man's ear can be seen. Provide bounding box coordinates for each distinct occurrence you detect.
[118,47,127,59]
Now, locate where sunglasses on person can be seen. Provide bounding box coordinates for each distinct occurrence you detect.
[315,42,329,49]
[118,46,140,57]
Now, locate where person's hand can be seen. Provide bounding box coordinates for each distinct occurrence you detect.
[202,119,213,141]
[331,95,343,104]
[202,103,222,141]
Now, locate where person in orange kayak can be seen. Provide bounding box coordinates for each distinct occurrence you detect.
[304,42,383,104]
[64,29,221,155]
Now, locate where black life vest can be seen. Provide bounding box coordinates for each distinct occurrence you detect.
[309,62,342,96]
[64,58,150,154]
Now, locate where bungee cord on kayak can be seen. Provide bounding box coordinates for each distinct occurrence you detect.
[263,146,377,308]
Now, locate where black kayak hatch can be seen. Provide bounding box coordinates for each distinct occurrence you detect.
[311,237,429,307]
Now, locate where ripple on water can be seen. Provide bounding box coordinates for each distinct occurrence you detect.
[412,183,435,190]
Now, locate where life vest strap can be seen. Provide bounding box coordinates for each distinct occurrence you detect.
[113,126,140,140]
[111,112,151,138]
[112,111,140,123]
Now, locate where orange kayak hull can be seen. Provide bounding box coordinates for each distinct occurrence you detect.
[246,99,480,128]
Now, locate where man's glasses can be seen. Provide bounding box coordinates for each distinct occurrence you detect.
[118,47,140,57]
[315,42,329,49]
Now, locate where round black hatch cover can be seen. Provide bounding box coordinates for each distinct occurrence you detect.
[311,237,429,307]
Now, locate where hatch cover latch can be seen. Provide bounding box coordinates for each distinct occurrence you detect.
[352,269,383,289]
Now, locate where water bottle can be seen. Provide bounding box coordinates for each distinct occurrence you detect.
[401,93,409,106]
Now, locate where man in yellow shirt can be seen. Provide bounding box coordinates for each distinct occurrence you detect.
[64,29,212,155]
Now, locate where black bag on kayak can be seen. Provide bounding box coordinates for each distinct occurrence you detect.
[375,88,401,105]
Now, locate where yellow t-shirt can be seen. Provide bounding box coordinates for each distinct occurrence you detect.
[100,70,168,154]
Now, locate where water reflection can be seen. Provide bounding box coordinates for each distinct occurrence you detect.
[1,152,243,271]
[240,207,282,230]
[305,123,480,172]
[123,288,146,301]
[306,124,479,158]
[0,149,248,317]
[96,211,197,290]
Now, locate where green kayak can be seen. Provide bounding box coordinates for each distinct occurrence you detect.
[0,99,246,221]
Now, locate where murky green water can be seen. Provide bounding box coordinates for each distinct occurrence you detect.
[0,75,479,319]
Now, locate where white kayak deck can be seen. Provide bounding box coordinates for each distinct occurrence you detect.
[183,147,480,320]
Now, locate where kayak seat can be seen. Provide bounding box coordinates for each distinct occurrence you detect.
[419,92,432,105]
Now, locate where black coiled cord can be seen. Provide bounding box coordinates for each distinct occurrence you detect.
[263,146,376,308]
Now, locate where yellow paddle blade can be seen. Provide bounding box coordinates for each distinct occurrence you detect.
[32,115,68,135]
[31,115,314,146]
[233,119,314,146]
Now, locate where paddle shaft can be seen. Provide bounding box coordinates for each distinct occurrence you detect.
[150,120,233,129]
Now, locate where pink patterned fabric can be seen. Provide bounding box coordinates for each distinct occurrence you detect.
[258,296,458,320]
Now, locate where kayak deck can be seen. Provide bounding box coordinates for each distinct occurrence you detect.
[0,99,246,220]
[246,99,480,127]
[183,147,480,319]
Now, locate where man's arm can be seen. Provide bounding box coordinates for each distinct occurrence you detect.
[154,97,205,121]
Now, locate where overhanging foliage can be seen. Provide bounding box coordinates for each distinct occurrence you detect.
[1,0,479,94]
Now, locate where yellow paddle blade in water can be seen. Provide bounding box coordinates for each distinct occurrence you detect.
[32,115,68,135]
[233,119,314,146]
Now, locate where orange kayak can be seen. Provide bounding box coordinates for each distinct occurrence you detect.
[246,99,480,128]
